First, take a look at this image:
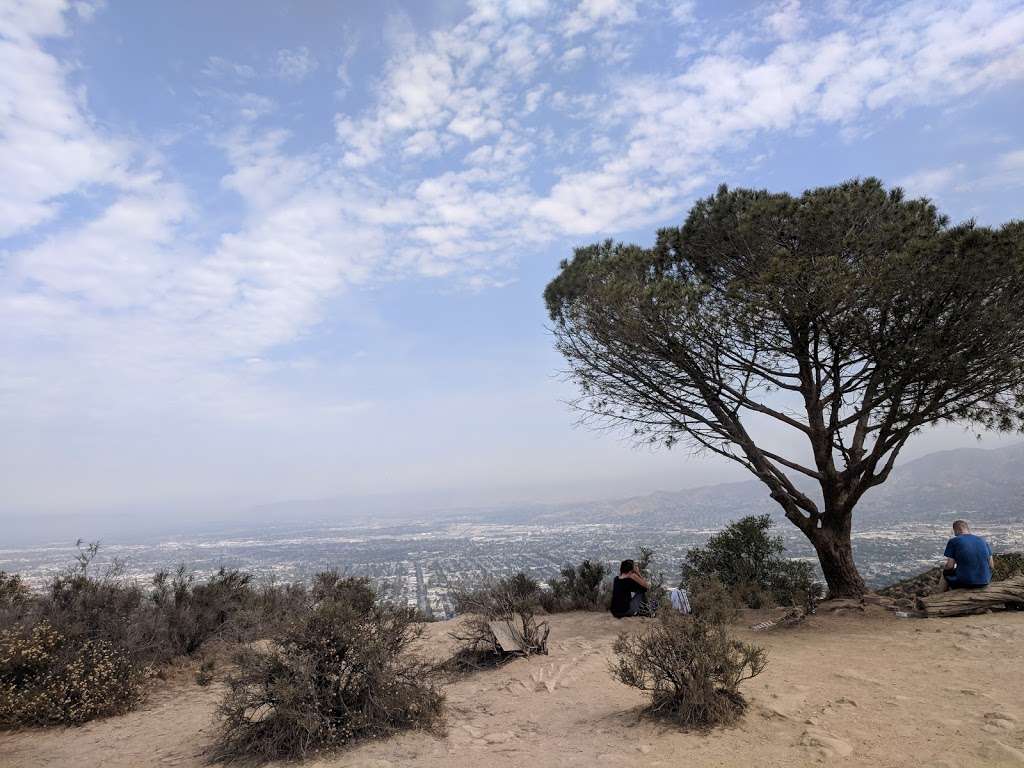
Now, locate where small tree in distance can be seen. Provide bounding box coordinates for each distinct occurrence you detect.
[545,179,1024,597]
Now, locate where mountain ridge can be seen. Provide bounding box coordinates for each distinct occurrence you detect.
[457,442,1024,528]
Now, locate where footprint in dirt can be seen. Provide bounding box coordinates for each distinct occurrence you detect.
[528,658,583,692]
[976,739,1024,765]
[982,711,1020,734]
[799,728,854,759]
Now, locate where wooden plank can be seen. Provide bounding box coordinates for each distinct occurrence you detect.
[488,620,523,653]
[917,575,1024,617]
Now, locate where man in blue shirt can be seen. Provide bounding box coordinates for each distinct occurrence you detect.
[942,520,994,591]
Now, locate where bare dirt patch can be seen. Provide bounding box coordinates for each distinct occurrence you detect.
[3,609,1023,768]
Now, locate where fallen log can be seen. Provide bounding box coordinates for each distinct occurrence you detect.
[916,575,1024,617]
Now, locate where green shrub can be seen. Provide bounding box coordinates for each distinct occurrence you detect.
[686,574,742,625]
[681,515,823,609]
[0,621,146,727]
[210,576,442,763]
[634,546,667,610]
[769,558,823,613]
[993,552,1024,581]
[610,608,766,728]
[541,559,608,612]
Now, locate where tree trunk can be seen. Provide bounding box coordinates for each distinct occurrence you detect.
[807,519,866,598]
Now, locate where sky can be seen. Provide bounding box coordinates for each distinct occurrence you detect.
[1,0,1024,523]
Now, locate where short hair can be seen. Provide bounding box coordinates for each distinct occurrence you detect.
[953,520,970,534]
[619,559,635,574]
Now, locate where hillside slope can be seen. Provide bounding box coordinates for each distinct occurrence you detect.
[3,609,1023,768]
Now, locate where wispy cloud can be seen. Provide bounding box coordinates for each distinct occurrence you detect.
[273,46,318,82]
[562,0,639,36]
[765,0,807,40]
[202,55,256,80]
[897,165,964,198]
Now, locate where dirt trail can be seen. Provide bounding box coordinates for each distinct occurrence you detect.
[3,609,1024,767]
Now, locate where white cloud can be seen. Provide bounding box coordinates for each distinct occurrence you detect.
[232,92,276,121]
[273,46,318,82]
[274,1,1024,270]
[335,29,359,95]
[670,1,696,25]
[0,2,124,236]
[202,55,256,79]
[505,0,550,18]
[562,0,638,36]
[559,44,586,68]
[765,0,807,40]
[896,165,964,199]
[998,148,1024,171]
[523,83,548,112]
[72,0,104,22]
[334,6,551,166]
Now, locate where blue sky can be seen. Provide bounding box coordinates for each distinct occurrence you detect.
[2,0,1024,518]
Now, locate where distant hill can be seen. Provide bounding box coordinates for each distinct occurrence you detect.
[467,443,1024,528]
[856,442,1024,522]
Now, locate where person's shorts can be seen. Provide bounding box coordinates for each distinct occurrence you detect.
[943,569,988,590]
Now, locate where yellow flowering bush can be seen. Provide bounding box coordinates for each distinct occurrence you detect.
[0,621,145,727]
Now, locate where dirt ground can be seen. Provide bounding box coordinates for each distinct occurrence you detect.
[3,607,1024,767]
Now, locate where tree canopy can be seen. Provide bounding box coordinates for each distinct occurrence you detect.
[545,179,1024,596]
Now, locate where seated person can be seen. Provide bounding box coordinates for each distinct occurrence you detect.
[610,559,650,618]
[942,520,994,591]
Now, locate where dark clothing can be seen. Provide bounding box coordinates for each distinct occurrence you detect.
[610,575,647,618]
[942,568,986,590]
[943,533,993,587]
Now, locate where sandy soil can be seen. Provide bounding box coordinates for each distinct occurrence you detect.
[3,607,1024,768]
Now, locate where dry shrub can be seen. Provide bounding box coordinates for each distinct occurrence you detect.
[250,580,310,635]
[309,571,375,609]
[42,555,157,659]
[0,572,29,607]
[41,551,257,667]
[0,621,145,727]
[446,574,550,674]
[151,566,256,658]
[0,545,156,727]
[210,576,442,763]
[0,572,30,629]
[195,658,216,687]
[0,542,283,729]
[611,609,766,729]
